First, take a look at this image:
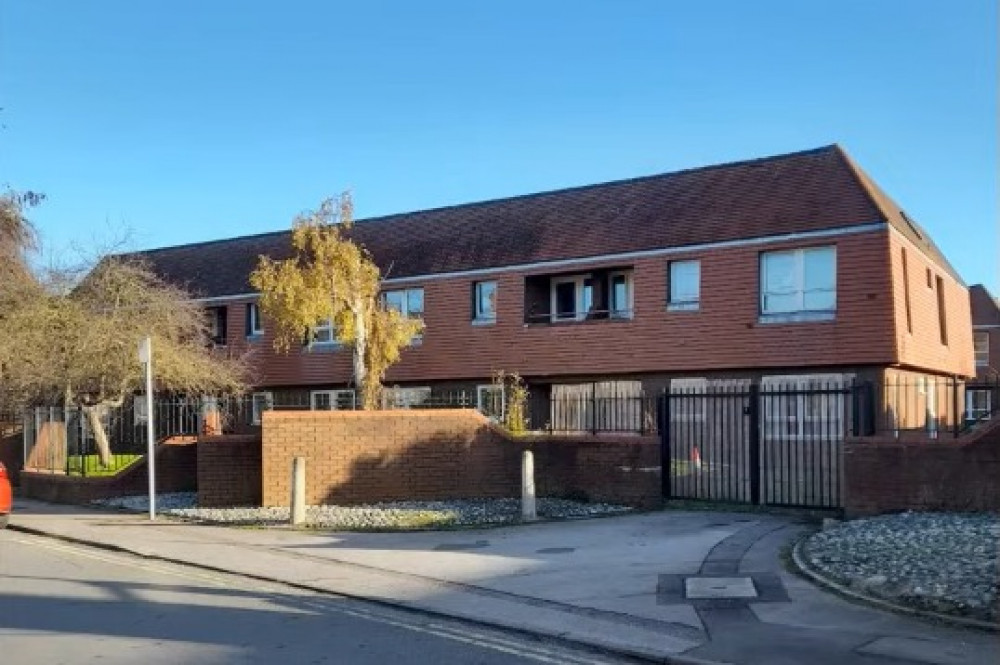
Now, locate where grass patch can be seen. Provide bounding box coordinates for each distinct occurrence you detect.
[67,454,143,477]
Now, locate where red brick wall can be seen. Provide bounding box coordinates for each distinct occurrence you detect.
[526,436,661,509]
[198,435,262,507]
[218,229,969,388]
[261,409,661,508]
[844,422,1000,515]
[20,440,197,505]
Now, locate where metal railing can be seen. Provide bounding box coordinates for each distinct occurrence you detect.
[875,376,1000,439]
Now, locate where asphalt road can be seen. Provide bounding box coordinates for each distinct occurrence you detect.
[0,531,631,665]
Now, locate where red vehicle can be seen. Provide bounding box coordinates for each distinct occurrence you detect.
[0,462,12,528]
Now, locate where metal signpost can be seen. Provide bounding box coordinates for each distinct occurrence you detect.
[138,337,156,520]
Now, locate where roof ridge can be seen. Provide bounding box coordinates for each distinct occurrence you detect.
[122,144,840,257]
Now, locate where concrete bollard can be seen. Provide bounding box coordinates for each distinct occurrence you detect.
[522,449,537,522]
[290,457,306,525]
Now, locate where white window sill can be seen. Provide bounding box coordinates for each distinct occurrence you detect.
[246,333,264,342]
[667,302,699,312]
[758,311,835,324]
[305,341,342,352]
[472,318,496,326]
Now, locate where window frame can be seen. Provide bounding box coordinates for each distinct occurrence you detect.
[383,287,425,319]
[310,389,355,411]
[550,276,591,322]
[251,391,274,425]
[966,389,992,421]
[759,246,837,322]
[608,270,634,319]
[667,260,701,312]
[312,318,335,345]
[476,384,506,421]
[761,374,852,440]
[383,386,432,409]
[473,280,498,324]
[975,331,990,367]
[247,303,264,337]
[209,306,228,345]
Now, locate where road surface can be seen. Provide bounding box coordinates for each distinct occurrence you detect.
[0,531,632,665]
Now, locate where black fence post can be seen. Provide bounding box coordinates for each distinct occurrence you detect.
[591,382,597,435]
[748,383,761,505]
[952,376,960,439]
[658,391,671,499]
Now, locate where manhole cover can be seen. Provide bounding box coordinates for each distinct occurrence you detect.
[685,576,758,599]
[434,540,489,551]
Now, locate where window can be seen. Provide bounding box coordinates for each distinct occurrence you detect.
[901,249,912,333]
[761,374,851,439]
[310,389,355,410]
[312,319,335,345]
[383,386,432,409]
[975,332,990,367]
[251,392,274,425]
[246,303,263,337]
[609,271,633,319]
[208,307,228,345]
[670,378,707,421]
[384,288,424,319]
[473,281,497,323]
[926,268,932,288]
[668,260,700,311]
[760,246,836,320]
[935,276,948,345]
[477,385,506,421]
[966,390,992,421]
[550,276,593,322]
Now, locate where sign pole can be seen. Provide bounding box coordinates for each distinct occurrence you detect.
[139,337,156,520]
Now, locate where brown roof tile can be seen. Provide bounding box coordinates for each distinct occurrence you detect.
[124,145,952,298]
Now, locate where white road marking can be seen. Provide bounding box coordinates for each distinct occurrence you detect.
[7,534,619,665]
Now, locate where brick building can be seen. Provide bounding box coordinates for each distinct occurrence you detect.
[129,145,974,430]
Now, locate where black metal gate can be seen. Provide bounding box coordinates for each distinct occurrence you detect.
[658,381,864,509]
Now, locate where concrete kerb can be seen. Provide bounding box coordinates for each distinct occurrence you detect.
[7,522,724,665]
[790,536,999,633]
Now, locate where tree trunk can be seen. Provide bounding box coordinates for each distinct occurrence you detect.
[352,305,369,409]
[81,404,113,467]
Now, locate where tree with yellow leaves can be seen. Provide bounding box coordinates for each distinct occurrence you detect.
[249,193,422,409]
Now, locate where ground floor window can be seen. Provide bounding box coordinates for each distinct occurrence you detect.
[251,392,274,425]
[966,389,992,421]
[477,385,506,421]
[382,386,432,409]
[310,390,356,410]
[761,374,852,440]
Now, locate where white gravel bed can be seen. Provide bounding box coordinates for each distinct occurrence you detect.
[93,493,632,530]
[802,512,999,624]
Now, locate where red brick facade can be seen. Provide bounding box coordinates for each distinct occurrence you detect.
[844,422,1000,516]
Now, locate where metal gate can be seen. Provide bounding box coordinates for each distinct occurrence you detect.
[658,381,864,509]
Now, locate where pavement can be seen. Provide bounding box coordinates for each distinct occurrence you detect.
[7,497,999,665]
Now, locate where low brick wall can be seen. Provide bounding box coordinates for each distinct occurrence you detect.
[527,436,662,509]
[20,439,197,505]
[198,435,262,507]
[262,410,521,506]
[261,409,661,509]
[845,421,1000,516]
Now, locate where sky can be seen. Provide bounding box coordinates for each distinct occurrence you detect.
[1,1,997,291]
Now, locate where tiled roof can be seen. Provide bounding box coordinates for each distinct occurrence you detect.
[124,144,959,298]
[970,284,1000,326]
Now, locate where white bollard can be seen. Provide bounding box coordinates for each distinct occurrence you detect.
[521,449,537,522]
[290,457,306,525]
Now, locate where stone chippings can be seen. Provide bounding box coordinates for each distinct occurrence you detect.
[94,493,631,529]
[802,512,999,623]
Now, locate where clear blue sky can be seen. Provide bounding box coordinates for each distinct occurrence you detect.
[2,1,997,291]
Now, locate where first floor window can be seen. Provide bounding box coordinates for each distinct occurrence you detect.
[251,392,274,425]
[668,260,700,311]
[551,276,593,321]
[247,303,263,337]
[384,288,424,319]
[609,271,633,319]
[310,389,355,410]
[474,281,497,322]
[760,246,836,318]
[312,319,335,344]
[975,331,989,367]
[209,306,228,345]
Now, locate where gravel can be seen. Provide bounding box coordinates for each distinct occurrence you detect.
[93,493,632,530]
[802,512,999,624]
